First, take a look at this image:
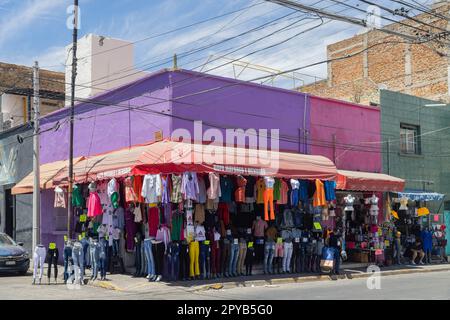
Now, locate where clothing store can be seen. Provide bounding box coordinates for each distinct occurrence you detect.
[332,170,406,266]
[389,191,447,264]
[13,140,348,283]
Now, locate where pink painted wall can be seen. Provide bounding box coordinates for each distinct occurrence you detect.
[309,96,381,172]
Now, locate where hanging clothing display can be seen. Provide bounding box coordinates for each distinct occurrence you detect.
[219,175,233,203]
[72,184,85,208]
[171,174,183,203]
[234,176,247,203]
[278,179,289,205]
[207,173,221,200]
[142,174,162,204]
[87,191,102,217]
[256,178,265,204]
[313,179,326,207]
[182,172,199,201]
[197,175,207,204]
[133,175,144,203]
[107,178,120,208]
[54,186,67,208]
[244,176,256,203]
[124,177,138,203]
[148,206,160,238]
[324,180,336,201]
[290,179,300,207]
[160,175,171,204]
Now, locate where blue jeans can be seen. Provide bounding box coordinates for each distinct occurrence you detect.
[263,242,275,273]
[63,245,73,282]
[168,242,180,281]
[229,243,239,276]
[333,247,340,274]
[291,189,299,206]
[200,243,210,279]
[81,238,90,268]
[99,238,109,278]
[144,239,155,278]
[112,239,120,257]
[72,244,84,283]
[89,242,100,279]
[135,240,142,275]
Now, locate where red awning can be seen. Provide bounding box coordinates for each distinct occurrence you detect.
[336,170,405,192]
[131,140,337,180]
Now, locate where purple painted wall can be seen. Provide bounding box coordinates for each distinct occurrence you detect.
[309,96,381,172]
[169,70,310,153]
[40,71,173,164]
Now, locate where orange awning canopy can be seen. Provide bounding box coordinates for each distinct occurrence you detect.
[11,157,84,195]
[336,169,405,192]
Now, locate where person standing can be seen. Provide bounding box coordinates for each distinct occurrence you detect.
[328,231,342,275]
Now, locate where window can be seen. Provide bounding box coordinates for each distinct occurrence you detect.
[400,124,420,155]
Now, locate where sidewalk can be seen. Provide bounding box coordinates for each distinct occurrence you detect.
[85,262,450,293]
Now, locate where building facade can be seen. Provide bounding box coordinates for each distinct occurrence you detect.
[299,1,450,105]
[36,68,381,253]
[380,89,450,212]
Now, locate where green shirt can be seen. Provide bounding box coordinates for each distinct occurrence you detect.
[171,212,183,241]
[72,185,85,208]
[273,178,281,201]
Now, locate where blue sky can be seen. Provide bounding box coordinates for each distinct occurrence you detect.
[0,0,434,88]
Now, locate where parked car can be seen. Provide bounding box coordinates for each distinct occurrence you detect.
[0,232,29,275]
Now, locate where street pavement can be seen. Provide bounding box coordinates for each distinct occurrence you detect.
[0,265,449,300]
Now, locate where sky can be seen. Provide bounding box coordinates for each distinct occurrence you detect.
[0,0,435,89]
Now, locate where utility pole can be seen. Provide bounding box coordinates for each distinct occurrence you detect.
[32,61,41,250]
[67,0,79,238]
[386,138,390,175]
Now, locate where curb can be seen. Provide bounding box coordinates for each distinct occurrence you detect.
[194,266,450,292]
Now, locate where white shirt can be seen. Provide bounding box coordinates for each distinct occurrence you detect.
[107,178,119,198]
[195,225,206,242]
[141,174,162,204]
[290,179,300,190]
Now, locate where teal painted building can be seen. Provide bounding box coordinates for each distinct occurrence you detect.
[380,89,450,214]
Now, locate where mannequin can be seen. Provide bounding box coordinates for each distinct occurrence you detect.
[89,237,101,281]
[210,227,221,279]
[263,223,277,274]
[290,179,300,207]
[252,216,267,263]
[72,240,84,285]
[229,230,240,277]
[46,243,58,284]
[237,233,249,276]
[366,194,379,224]
[282,236,293,274]
[189,222,201,280]
[245,240,256,276]
[151,238,165,282]
[63,239,73,284]
[196,222,210,280]
[263,176,275,221]
[235,175,247,203]
[221,229,232,277]
[32,244,46,285]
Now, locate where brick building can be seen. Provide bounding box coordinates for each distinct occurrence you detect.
[299,1,450,105]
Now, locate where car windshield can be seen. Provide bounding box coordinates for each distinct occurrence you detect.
[0,234,16,246]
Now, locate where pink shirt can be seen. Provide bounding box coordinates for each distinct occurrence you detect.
[87,192,103,217]
[278,180,289,205]
[252,219,268,237]
[207,173,222,199]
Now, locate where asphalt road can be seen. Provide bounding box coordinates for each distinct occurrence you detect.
[0,270,449,300]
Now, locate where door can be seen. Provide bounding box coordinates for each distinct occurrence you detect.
[4,188,15,239]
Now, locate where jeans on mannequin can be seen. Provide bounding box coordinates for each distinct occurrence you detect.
[229,243,240,276]
[237,241,247,275]
[291,242,300,273]
[282,242,293,272]
[189,241,200,278]
[263,242,275,274]
[99,238,108,279]
[254,237,265,263]
[46,248,59,281]
[63,245,73,282]
[134,240,142,275]
[80,237,90,268]
[72,244,84,284]
[179,242,190,280]
[140,241,146,276]
[221,240,231,276]
[245,247,255,275]
[210,241,221,276]
[199,242,210,279]
[168,242,180,281]
[33,246,46,281]
[89,242,100,280]
[112,239,120,257]
[144,239,155,279]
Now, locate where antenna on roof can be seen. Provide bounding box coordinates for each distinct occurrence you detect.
[173,53,178,71]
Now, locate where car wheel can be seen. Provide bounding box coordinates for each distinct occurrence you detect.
[18,270,28,276]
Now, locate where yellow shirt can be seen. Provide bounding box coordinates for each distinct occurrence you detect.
[256,179,266,204]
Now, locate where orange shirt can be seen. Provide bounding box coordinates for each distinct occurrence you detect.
[313,179,326,207]
[234,176,247,203]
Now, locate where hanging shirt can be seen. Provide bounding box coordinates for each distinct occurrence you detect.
[207,173,221,200]
[102,203,115,246]
[197,175,207,204]
[182,172,199,201]
[313,179,326,207]
[256,178,266,204]
[171,174,183,203]
[72,185,85,208]
[278,179,289,204]
[219,175,233,203]
[194,204,206,224]
[124,177,138,203]
[324,180,336,201]
[112,207,125,230]
[171,211,184,241]
[96,181,109,205]
[141,174,162,204]
[195,225,206,242]
[148,206,160,238]
[160,175,171,204]
[273,179,281,201]
[252,219,268,237]
[87,192,102,217]
[245,176,256,198]
[234,176,247,203]
[264,177,275,189]
[133,205,142,223]
[133,175,144,203]
[54,187,67,208]
[298,180,309,202]
[107,178,119,199]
